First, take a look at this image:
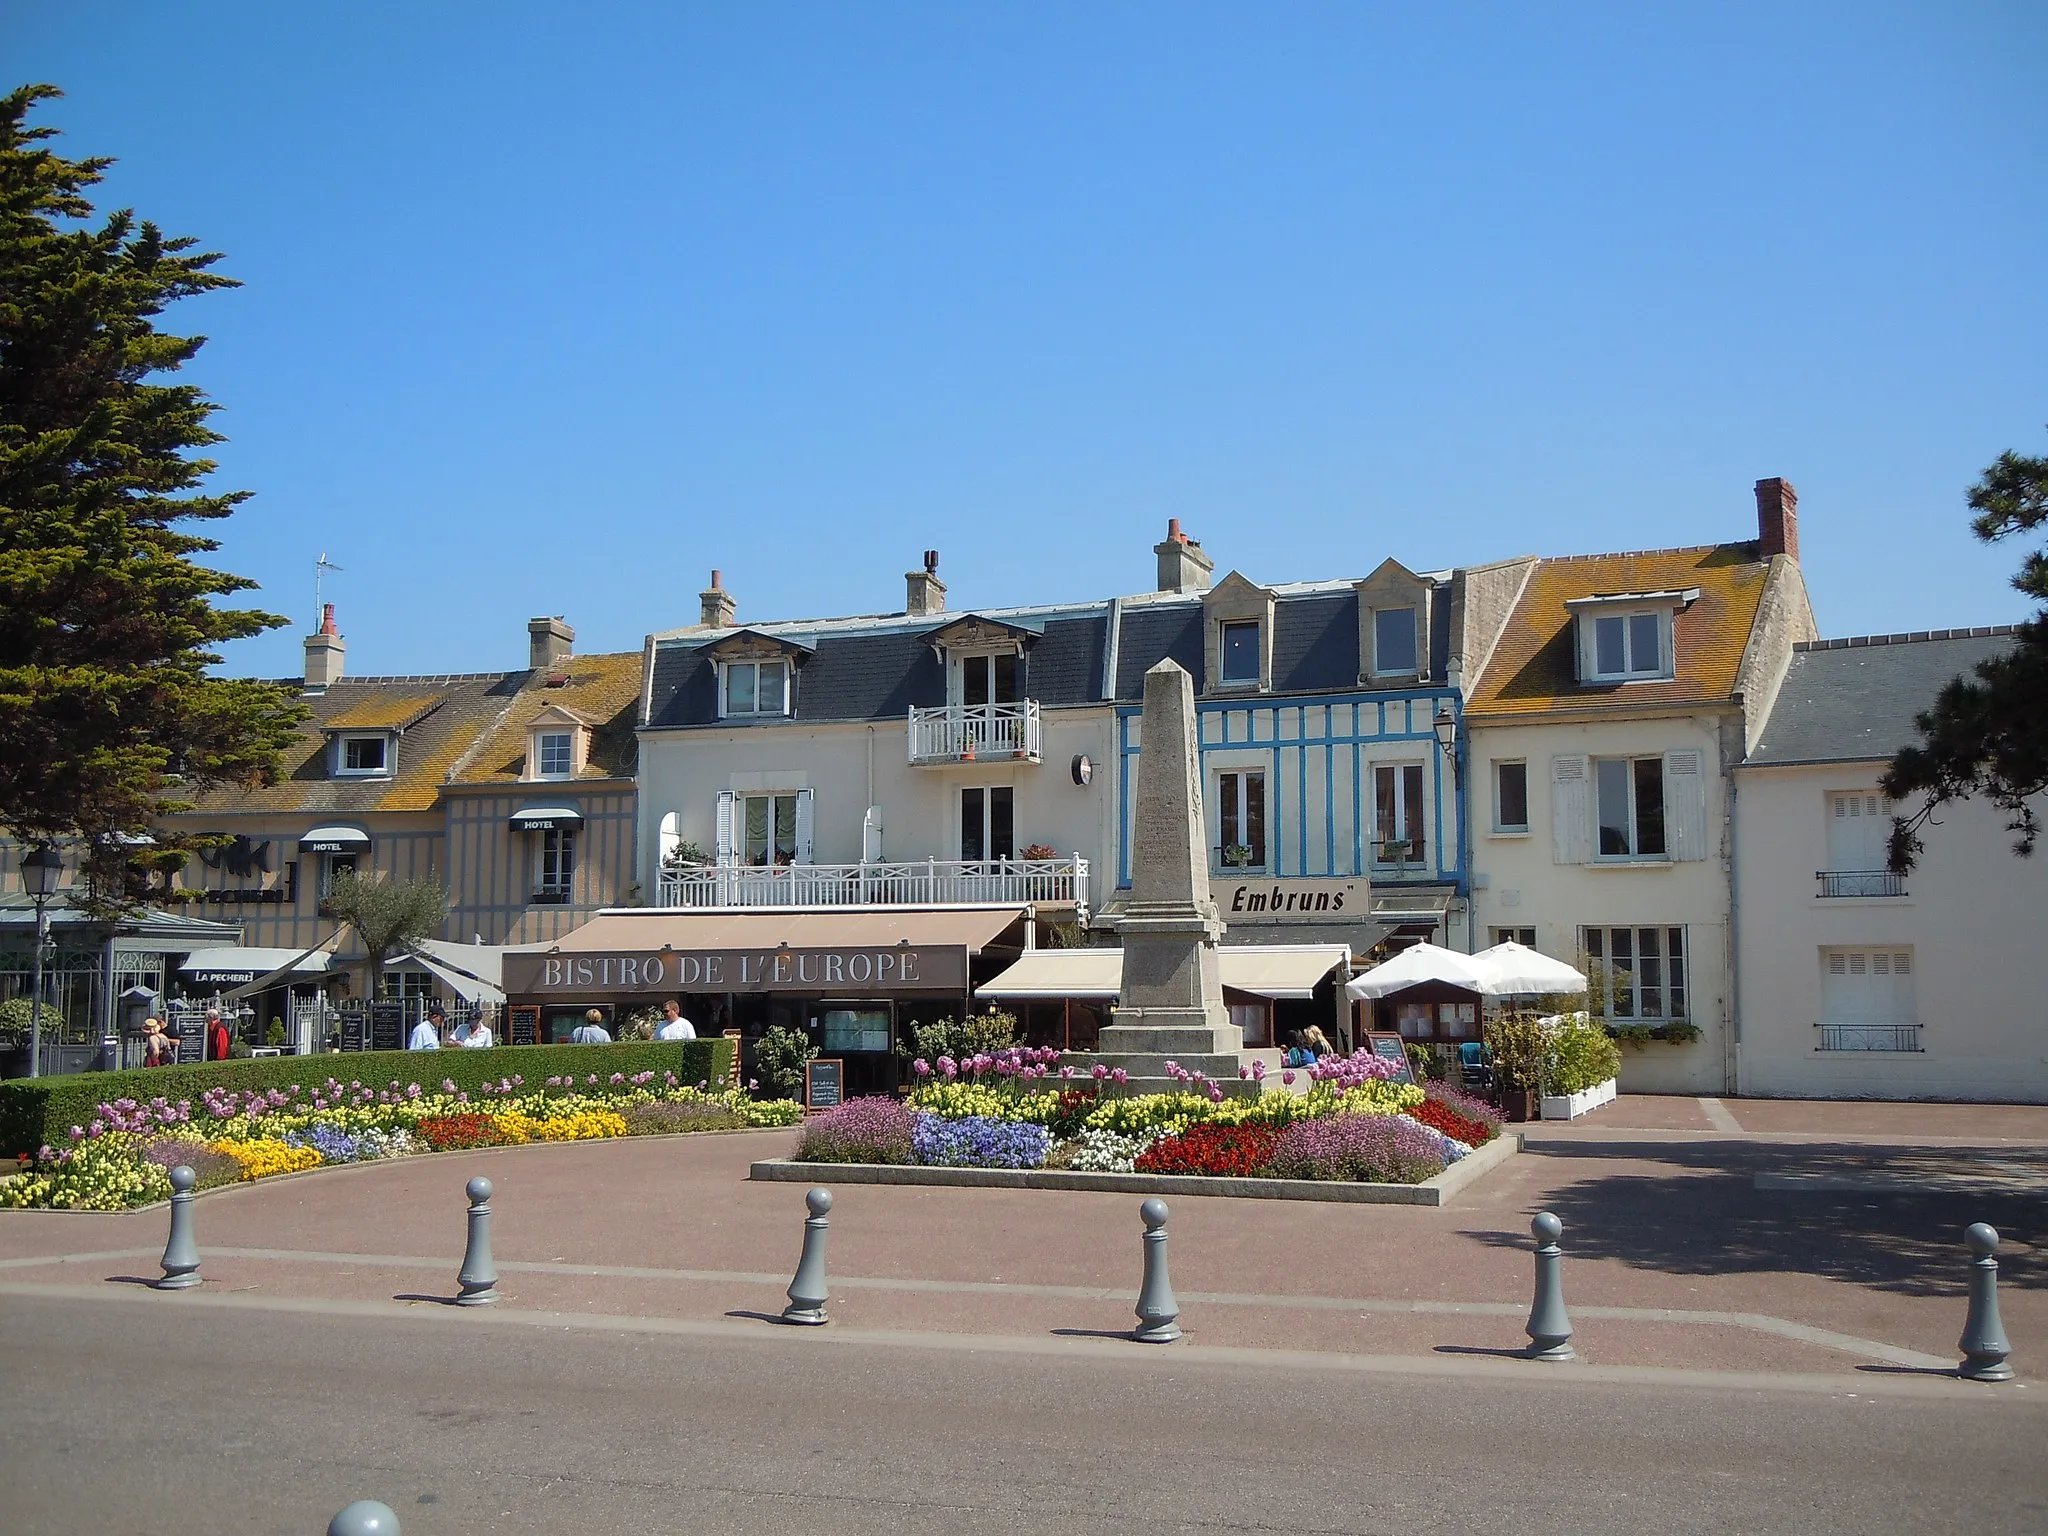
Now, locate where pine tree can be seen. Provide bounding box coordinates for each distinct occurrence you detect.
[1883,434,2048,869]
[0,84,304,904]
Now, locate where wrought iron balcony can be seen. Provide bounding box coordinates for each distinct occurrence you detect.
[1816,869,1906,898]
[907,702,1042,766]
[655,855,1088,911]
[1816,1022,1921,1052]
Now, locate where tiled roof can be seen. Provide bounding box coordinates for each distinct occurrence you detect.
[1747,629,2019,766]
[449,650,643,784]
[1466,544,1771,717]
[322,694,444,731]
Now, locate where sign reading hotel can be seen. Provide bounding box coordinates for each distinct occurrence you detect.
[502,946,969,996]
[1221,877,1365,922]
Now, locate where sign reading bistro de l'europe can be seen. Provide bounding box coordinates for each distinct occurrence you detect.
[501,945,969,996]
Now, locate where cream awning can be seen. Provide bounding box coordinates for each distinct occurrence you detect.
[554,906,1028,954]
[977,945,1349,1002]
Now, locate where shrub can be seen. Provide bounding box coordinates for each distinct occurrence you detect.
[1135,1123,1279,1177]
[795,1096,915,1164]
[1265,1114,1447,1184]
[898,1011,1020,1068]
[753,1025,816,1102]
[620,1101,744,1135]
[0,1038,735,1156]
[1481,1011,1549,1093]
[1545,1012,1623,1094]
[912,1113,1051,1169]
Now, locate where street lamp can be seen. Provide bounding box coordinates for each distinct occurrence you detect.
[1432,704,1461,785]
[22,843,63,1080]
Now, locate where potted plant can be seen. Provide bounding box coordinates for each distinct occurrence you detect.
[1221,843,1255,869]
[1482,1009,1548,1122]
[1020,843,1058,861]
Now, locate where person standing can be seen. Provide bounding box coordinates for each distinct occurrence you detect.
[570,1008,612,1044]
[460,1016,494,1048]
[655,999,696,1041]
[142,1016,172,1067]
[408,1006,444,1050]
[204,1011,232,1062]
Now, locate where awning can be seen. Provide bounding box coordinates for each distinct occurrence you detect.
[1346,942,1493,1000]
[179,947,339,986]
[1472,941,1588,996]
[220,929,350,1000]
[977,944,1349,1002]
[509,805,583,831]
[300,825,371,853]
[1371,886,1454,932]
[402,936,554,1005]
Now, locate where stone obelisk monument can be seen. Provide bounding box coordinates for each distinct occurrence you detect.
[1096,658,1244,1094]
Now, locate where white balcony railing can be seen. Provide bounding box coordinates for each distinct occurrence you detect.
[656,855,1088,911]
[907,701,1043,765]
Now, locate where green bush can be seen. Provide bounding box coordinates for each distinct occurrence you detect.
[753,1025,816,1102]
[1481,1010,1549,1093]
[0,1038,736,1156]
[897,1010,1020,1067]
[1545,1013,1623,1095]
[0,996,64,1045]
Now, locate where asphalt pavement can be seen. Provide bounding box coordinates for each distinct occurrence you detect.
[2,1288,2044,1535]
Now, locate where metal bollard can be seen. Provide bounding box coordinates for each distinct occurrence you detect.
[328,1500,401,1535]
[1133,1197,1182,1343]
[157,1165,202,1290]
[1958,1222,2014,1382]
[781,1187,833,1325]
[1524,1211,1575,1361]
[455,1176,498,1306]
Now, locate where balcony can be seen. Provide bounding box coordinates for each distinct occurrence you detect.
[1816,869,1906,898]
[1817,1023,1922,1052]
[656,855,1088,911]
[908,702,1042,766]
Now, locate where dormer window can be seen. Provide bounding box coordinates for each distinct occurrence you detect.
[722,659,789,718]
[537,732,573,778]
[1568,590,1695,684]
[1373,606,1419,676]
[1219,621,1260,685]
[337,734,390,777]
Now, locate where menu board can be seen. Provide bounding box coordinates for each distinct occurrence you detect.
[339,1007,367,1053]
[174,1021,205,1065]
[508,1006,540,1047]
[803,1058,844,1112]
[369,1002,405,1053]
[1365,1031,1418,1087]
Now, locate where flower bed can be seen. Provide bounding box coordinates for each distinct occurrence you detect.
[0,1071,802,1212]
[789,1047,1493,1186]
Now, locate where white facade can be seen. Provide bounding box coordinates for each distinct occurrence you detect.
[1467,712,1741,1093]
[1735,762,2048,1101]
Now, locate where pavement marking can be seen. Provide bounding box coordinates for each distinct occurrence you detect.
[0,1247,157,1271]
[0,1242,1954,1368]
[1758,1168,2048,1195]
[1698,1098,1745,1133]
[0,1280,2015,1403]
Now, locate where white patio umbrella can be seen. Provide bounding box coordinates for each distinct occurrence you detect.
[1471,941,1588,996]
[1344,942,1495,1000]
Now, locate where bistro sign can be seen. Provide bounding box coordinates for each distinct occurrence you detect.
[502,945,970,996]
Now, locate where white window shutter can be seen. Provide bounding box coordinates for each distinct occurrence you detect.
[1550,755,1590,865]
[715,790,737,865]
[1664,749,1709,861]
[794,788,815,865]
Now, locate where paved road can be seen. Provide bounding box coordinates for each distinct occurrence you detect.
[3,1289,2043,1535]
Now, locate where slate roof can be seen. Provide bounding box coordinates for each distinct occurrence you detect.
[1466,544,1771,717]
[1747,628,2020,766]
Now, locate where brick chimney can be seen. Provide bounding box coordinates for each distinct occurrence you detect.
[302,604,345,693]
[906,549,946,616]
[699,569,736,629]
[1154,518,1215,594]
[1755,478,1799,563]
[528,615,575,673]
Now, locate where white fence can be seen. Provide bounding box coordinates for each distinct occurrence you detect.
[907,701,1042,765]
[657,855,1088,911]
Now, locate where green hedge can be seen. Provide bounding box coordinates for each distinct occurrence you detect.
[0,1039,737,1156]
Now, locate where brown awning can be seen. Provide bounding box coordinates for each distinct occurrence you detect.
[548,906,1026,953]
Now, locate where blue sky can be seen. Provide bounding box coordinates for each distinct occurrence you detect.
[15,3,2047,677]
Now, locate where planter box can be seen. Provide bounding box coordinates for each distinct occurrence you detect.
[1540,1077,1618,1121]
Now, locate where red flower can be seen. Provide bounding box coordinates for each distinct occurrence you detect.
[1410,1097,1494,1146]
[416,1112,509,1151]
[1135,1123,1281,1177]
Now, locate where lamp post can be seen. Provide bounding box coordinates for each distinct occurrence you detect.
[1432,703,1461,786]
[22,843,63,1080]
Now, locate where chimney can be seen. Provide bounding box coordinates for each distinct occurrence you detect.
[1755,478,1799,563]
[699,569,736,629]
[1153,518,1215,594]
[528,615,575,673]
[906,549,947,616]
[303,603,345,693]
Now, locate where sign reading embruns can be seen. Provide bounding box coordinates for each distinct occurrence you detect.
[1221,877,1364,920]
[502,946,968,995]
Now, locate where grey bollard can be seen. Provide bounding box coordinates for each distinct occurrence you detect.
[1133,1197,1182,1343]
[781,1187,833,1325]
[455,1176,498,1306]
[1524,1211,1575,1361]
[1958,1222,2014,1382]
[156,1164,201,1290]
[328,1500,401,1535]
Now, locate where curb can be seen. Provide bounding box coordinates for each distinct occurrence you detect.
[750,1129,1523,1205]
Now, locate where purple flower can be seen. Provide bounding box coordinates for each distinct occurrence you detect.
[1110,1068,1129,1085]
[911,1112,1051,1170]
[797,1097,916,1164]
[913,1059,932,1077]
[1282,1070,1296,1085]
[1267,1113,1446,1184]
[1091,1063,1108,1081]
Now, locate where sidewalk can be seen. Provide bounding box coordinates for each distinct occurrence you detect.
[1,1096,2039,1379]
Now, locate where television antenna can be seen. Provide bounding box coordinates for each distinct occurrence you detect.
[314,553,344,629]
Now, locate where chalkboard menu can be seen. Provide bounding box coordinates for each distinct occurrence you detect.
[1365,1031,1419,1087]
[803,1058,844,1112]
[369,1002,405,1053]
[174,1021,205,1065]
[508,1006,540,1046]
[339,1008,367,1052]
